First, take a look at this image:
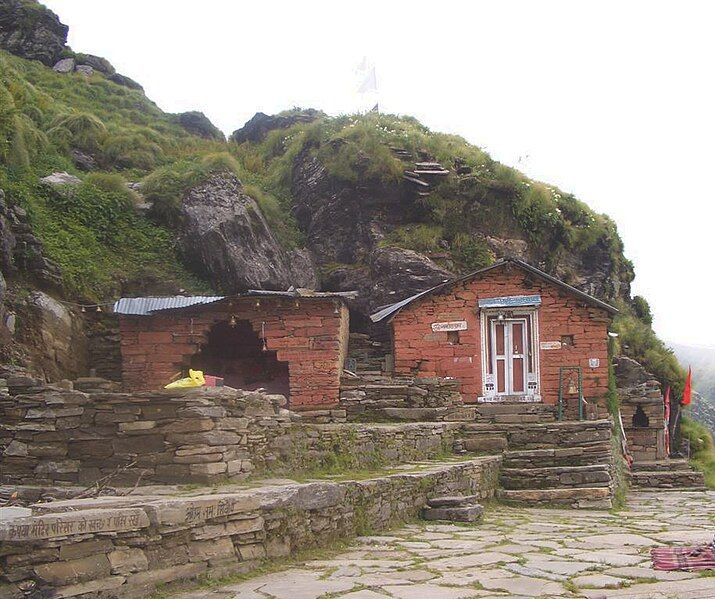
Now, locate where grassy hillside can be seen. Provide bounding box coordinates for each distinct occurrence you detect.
[0,45,686,394]
[0,49,214,298]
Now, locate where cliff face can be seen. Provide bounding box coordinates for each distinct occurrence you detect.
[0,0,67,66]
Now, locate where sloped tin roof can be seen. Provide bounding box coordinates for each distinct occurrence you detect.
[113,289,357,316]
[370,258,618,323]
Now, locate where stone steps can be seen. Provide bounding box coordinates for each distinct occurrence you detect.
[500,464,612,490]
[474,401,557,423]
[631,459,691,472]
[498,486,612,509]
[422,494,484,522]
[502,446,612,469]
[461,418,613,452]
[629,469,706,490]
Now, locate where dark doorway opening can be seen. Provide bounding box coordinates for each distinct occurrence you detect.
[191,320,290,399]
[632,405,650,428]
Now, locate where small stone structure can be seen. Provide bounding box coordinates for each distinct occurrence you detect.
[0,457,500,598]
[615,356,666,461]
[115,292,351,410]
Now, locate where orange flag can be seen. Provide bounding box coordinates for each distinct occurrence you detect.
[681,367,692,406]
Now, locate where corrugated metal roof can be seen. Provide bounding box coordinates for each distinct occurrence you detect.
[370,258,618,322]
[113,296,225,316]
[113,289,358,316]
[478,295,542,309]
[369,289,435,323]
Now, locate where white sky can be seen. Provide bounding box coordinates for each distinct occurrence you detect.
[43,0,715,347]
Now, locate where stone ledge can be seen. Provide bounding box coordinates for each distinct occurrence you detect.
[0,456,501,598]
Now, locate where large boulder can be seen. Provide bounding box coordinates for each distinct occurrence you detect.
[74,53,115,75]
[324,246,452,316]
[179,172,317,292]
[614,356,655,389]
[173,111,224,141]
[109,72,144,92]
[0,0,68,66]
[40,171,81,187]
[230,109,322,144]
[27,291,86,379]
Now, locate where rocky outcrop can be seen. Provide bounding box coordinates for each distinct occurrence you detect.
[290,150,452,313]
[27,291,86,379]
[0,0,68,66]
[230,109,322,144]
[323,247,451,315]
[614,355,654,388]
[179,172,317,292]
[0,189,62,290]
[108,72,144,91]
[74,52,115,75]
[173,111,224,140]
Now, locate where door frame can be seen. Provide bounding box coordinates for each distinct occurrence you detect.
[479,307,541,402]
[489,317,528,396]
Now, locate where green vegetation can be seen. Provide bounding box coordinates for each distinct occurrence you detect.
[680,417,715,489]
[611,306,687,396]
[0,47,683,392]
[0,49,219,298]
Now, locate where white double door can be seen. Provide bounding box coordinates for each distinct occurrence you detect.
[490,318,528,396]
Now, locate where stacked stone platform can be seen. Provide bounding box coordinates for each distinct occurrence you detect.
[0,456,500,599]
[339,374,473,422]
[458,419,616,508]
[629,459,706,490]
[421,494,484,522]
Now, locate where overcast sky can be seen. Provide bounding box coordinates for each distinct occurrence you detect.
[43,0,715,348]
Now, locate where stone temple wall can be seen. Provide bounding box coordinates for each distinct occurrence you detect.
[0,379,466,487]
[0,457,501,599]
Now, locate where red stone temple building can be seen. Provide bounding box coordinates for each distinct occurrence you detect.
[371,259,617,408]
[113,290,352,410]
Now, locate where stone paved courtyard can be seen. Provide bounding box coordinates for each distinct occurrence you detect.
[174,491,715,599]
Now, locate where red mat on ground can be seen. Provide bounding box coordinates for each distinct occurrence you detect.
[651,545,715,570]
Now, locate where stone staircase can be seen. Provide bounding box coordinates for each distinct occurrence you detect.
[629,459,706,490]
[459,419,615,508]
[474,401,556,424]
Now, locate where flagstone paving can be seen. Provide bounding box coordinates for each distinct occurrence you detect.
[175,490,715,599]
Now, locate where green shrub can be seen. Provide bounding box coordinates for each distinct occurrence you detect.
[243,184,302,248]
[632,295,653,325]
[199,151,242,177]
[384,224,443,253]
[451,233,494,271]
[47,112,106,152]
[612,309,686,395]
[84,172,140,206]
[680,417,715,489]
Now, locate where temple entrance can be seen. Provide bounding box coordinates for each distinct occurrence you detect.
[191,320,290,399]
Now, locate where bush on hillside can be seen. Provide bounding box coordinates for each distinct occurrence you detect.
[680,417,715,489]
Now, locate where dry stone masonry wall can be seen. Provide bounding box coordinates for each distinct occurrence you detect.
[1,382,469,486]
[0,457,501,599]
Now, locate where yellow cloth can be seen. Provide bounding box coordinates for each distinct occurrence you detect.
[164,369,205,389]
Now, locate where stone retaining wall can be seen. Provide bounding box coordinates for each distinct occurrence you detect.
[0,456,501,599]
[0,384,467,486]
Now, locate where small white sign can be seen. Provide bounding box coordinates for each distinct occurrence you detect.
[589,358,600,368]
[540,341,562,350]
[431,320,468,332]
